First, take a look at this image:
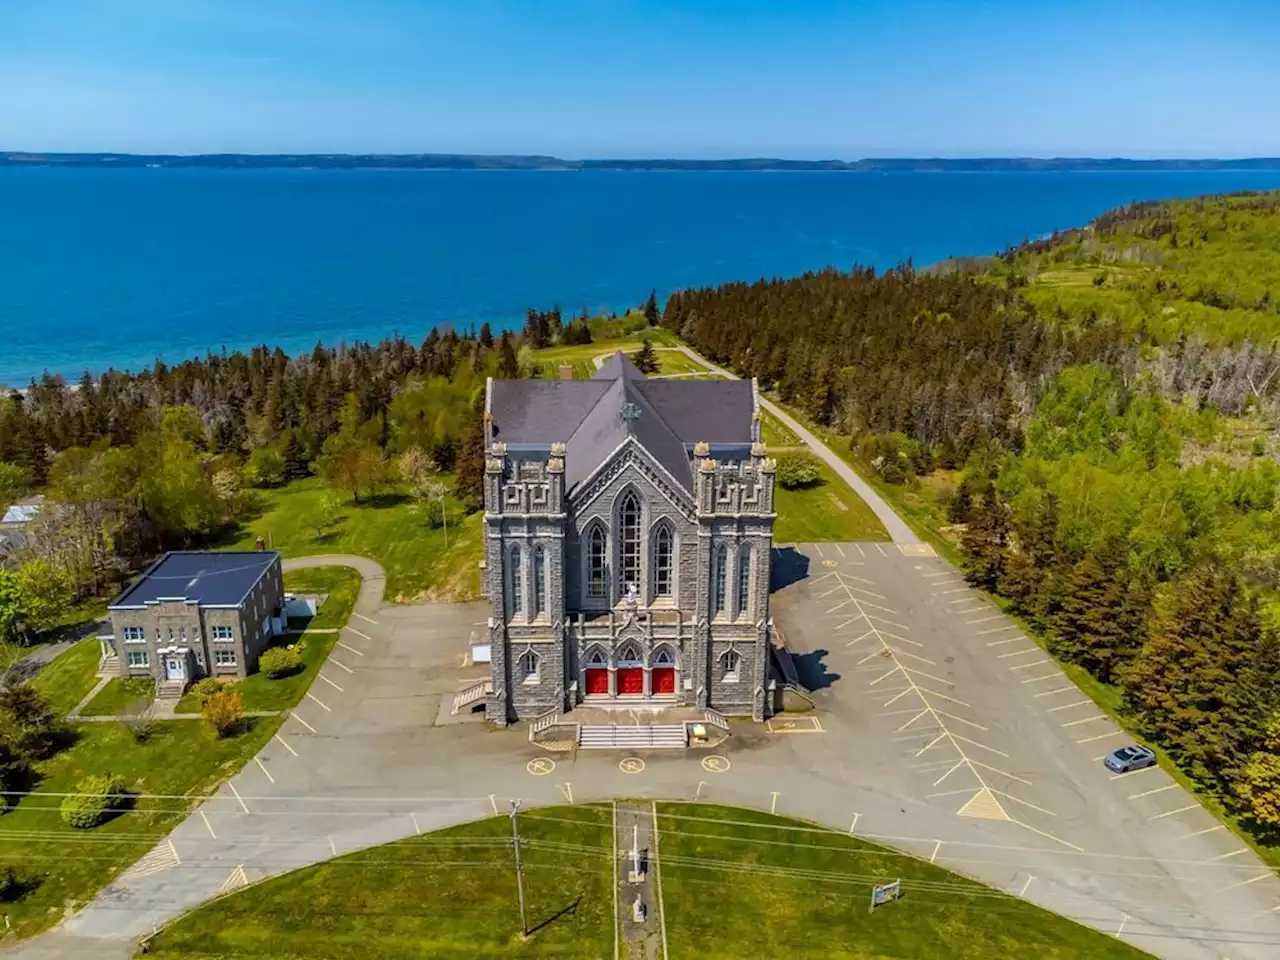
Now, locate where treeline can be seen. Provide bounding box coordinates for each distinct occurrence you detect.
[956,368,1280,828]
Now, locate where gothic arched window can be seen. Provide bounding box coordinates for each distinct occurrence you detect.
[737,545,752,618]
[721,649,740,681]
[652,524,674,598]
[519,649,540,683]
[617,642,642,665]
[587,524,607,599]
[533,546,546,616]
[619,491,642,596]
[587,646,608,666]
[713,544,728,615]
[508,545,523,618]
[653,645,674,666]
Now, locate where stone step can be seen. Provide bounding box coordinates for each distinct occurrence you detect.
[155,681,186,701]
[578,724,687,749]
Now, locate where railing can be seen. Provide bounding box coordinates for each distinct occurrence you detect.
[528,708,561,742]
[703,708,730,732]
[451,679,491,715]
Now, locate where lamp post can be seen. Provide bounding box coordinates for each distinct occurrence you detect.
[509,799,528,937]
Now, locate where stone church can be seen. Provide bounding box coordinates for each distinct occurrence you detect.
[482,352,777,724]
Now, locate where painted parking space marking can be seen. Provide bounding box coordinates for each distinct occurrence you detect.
[998,648,1042,659]
[1077,730,1125,744]
[327,657,354,674]
[319,673,345,692]
[1032,685,1077,698]
[1046,699,1093,713]
[273,732,298,757]
[305,691,331,712]
[344,626,372,642]
[1149,803,1199,821]
[835,544,845,557]
[228,780,250,814]
[290,711,317,733]
[1021,672,1062,684]
[922,570,952,578]
[814,544,826,558]
[199,808,217,839]
[767,716,823,734]
[619,757,646,774]
[353,612,378,625]
[527,757,556,776]
[336,640,364,657]
[701,755,731,773]
[966,615,1003,625]
[1127,783,1178,800]
[1180,824,1226,839]
[986,638,1020,647]
[1206,848,1250,862]
[254,756,275,784]
[1009,660,1052,671]
[977,625,1018,636]
[1061,715,1109,728]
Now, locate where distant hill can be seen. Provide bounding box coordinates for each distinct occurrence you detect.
[3,152,1280,172]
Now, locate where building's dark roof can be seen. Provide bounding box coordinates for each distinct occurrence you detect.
[110,551,279,609]
[488,351,756,495]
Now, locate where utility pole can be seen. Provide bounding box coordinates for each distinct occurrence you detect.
[509,799,528,937]
[440,489,449,549]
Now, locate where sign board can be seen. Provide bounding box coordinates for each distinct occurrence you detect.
[870,879,902,911]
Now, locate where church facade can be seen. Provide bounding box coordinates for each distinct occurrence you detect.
[482,352,777,724]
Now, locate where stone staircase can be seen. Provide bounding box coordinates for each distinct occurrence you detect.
[578,724,688,750]
[155,679,186,701]
[97,653,120,677]
[451,679,492,715]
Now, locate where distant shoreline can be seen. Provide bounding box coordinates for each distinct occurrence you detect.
[5,152,1280,173]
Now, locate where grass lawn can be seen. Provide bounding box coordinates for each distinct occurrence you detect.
[0,716,281,939]
[28,638,102,717]
[142,803,1148,959]
[142,805,614,959]
[81,677,154,717]
[774,460,890,542]
[656,804,1150,959]
[532,328,681,379]
[174,566,363,714]
[228,478,483,602]
[760,408,800,447]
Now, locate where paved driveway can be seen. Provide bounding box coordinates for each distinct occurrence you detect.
[8,550,1280,960]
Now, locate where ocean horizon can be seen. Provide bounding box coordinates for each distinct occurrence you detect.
[5,166,1280,386]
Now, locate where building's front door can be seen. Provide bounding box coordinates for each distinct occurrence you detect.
[585,667,609,695]
[652,667,675,695]
[165,656,185,681]
[617,667,644,695]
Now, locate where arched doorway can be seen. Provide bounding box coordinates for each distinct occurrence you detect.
[584,646,610,696]
[651,645,676,695]
[616,642,644,696]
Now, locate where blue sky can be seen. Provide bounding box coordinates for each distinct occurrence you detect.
[1,0,1277,157]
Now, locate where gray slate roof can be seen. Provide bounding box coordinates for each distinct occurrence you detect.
[111,551,279,608]
[488,351,755,494]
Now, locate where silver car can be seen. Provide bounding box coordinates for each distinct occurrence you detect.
[1105,745,1156,773]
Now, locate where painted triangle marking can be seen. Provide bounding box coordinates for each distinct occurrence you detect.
[956,786,1011,821]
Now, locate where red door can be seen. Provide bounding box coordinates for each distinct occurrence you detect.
[618,667,644,695]
[652,667,675,695]
[586,668,609,695]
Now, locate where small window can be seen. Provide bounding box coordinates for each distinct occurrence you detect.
[618,642,641,665]
[587,647,608,666]
[215,649,237,666]
[195,650,205,667]
[519,650,540,684]
[721,649,740,682]
[737,545,752,618]
[652,525,674,598]
[533,546,546,617]
[212,626,234,642]
[653,647,674,666]
[123,626,146,643]
[713,545,728,615]
[508,546,523,617]
[126,650,149,668]
[587,524,607,598]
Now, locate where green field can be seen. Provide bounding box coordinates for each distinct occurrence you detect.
[228,478,483,602]
[174,567,362,714]
[81,677,154,717]
[760,408,800,446]
[141,803,1148,959]
[0,716,280,939]
[28,637,102,717]
[773,460,890,542]
[531,327,681,379]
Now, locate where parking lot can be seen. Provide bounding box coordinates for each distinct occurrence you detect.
[17,549,1280,960]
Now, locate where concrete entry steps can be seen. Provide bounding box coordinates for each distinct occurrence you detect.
[579,724,688,749]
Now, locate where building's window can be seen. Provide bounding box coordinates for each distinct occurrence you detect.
[737,545,752,618]
[587,524,607,598]
[508,545,523,617]
[533,546,546,617]
[195,650,205,667]
[519,650,540,684]
[653,646,674,666]
[619,492,642,596]
[179,626,186,643]
[713,544,728,615]
[123,626,145,643]
[261,618,270,637]
[721,649,740,682]
[212,626,234,641]
[617,642,641,666]
[126,650,149,668]
[215,649,237,666]
[652,525,673,598]
[167,627,175,642]
[587,646,608,666]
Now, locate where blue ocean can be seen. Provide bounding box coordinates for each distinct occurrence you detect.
[4,167,1280,386]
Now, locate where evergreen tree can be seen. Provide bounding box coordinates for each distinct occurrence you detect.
[1051,552,1147,682]
[960,485,1007,591]
[281,430,310,480]
[632,338,659,375]
[454,415,486,504]
[644,290,660,326]
[947,482,973,524]
[497,333,519,379]
[478,322,494,349]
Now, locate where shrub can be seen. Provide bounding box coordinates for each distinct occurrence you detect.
[60,774,127,829]
[0,677,60,764]
[0,864,18,902]
[259,646,302,679]
[774,452,821,490]
[202,690,244,738]
[190,677,223,707]
[244,447,286,488]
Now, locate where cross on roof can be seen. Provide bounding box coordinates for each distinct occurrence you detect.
[619,402,642,422]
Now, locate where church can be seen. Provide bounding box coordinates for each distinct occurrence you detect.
[481,351,777,724]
